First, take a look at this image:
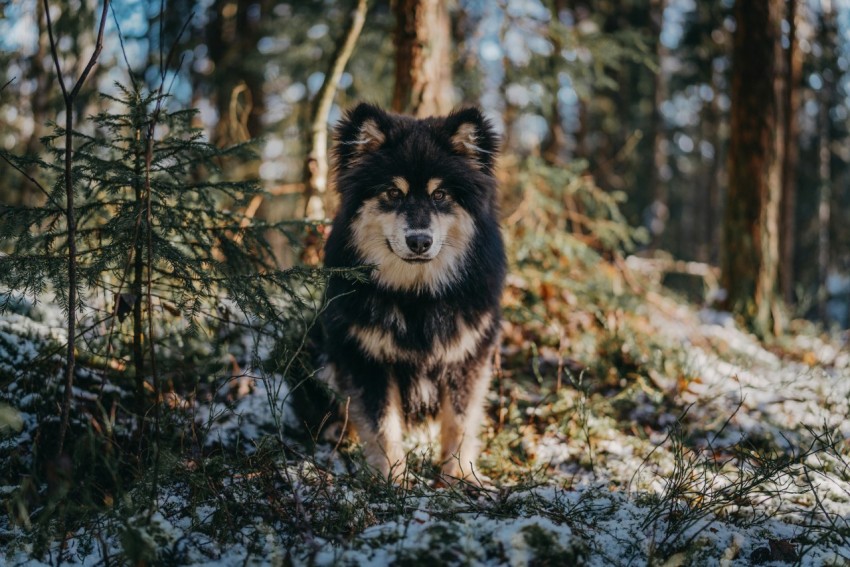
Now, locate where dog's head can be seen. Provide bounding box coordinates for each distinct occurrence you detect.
[332,103,499,294]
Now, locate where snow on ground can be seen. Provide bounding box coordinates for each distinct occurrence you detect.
[196,372,300,451]
[2,289,850,565]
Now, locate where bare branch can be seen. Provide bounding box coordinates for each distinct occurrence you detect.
[110,3,139,91]
[42,0,68,99]
[160,13,194,88]
[69,0,110,100]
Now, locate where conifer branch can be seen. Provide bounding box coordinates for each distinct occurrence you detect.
[0,153,64,211]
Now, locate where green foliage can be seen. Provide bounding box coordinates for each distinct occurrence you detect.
[2,83,268,314]
[501,156,662,393]
[0,82,348,559]
[513,156,647,256]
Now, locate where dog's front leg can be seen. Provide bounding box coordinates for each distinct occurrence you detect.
[349,372,406,482]
[439,356,492,482]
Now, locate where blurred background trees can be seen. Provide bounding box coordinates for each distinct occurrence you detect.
[1,0,849,332]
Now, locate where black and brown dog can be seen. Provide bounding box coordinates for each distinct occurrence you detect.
[320,103,506,481]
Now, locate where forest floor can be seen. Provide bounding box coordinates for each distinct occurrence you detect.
[1,254,850,566]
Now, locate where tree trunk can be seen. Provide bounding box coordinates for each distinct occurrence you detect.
[721,0,785,337]
[304,0,369,220]
[817,2,835,323]
[132,128,145,408]
[392,0,454,117]
[43,0,111,457]
[647,0,669,250]
[208,0,267,146]
[779,0,801,306]
[542,0,568,165]
[19,0,50,207]
[704,77,724,266]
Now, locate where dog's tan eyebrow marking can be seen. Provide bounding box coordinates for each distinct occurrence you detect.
[392,177,410,194]
[426,178,443,195]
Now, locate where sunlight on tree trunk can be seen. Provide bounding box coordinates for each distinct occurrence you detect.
[721,0,785,337]
[18,0,50,208]
[541,0,568,165]
[304,0,369,221]
[392,0,454,117]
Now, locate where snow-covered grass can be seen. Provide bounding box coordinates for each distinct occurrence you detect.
[2,259,850,566]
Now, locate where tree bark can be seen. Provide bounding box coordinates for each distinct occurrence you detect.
[392,0,454,117]
[304,0,369,220]
[779,0,802,306]
[721,0,785,337]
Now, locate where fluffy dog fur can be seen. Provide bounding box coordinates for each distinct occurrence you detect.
[320,103,506,481]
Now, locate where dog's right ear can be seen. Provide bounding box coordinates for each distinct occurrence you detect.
[334,103,389,170]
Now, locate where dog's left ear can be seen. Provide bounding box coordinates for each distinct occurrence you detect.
[443,107,499,171]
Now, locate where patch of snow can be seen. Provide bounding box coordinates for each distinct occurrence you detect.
[195,372,299,450]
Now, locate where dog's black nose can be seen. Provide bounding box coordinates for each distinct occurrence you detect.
[406,233,432,254]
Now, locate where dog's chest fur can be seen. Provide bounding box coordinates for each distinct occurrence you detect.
[338,289,497,415]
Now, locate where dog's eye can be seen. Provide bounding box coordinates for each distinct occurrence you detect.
[431,190,447,202]
[387,188,403,200]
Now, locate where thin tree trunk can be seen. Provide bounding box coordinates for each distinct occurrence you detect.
[304,0,369,220]
[208,0,268,146]
[542,0,568,165]
[43,0,111,457]
[392,0,454,117]
[817,2,835,323]
[780,0,802,306]
[570,2,589,162]
[704,78,723,265]
[721,0,785,337]
[132,129,145,408]
[648,0,669,250]
[575,98,588,161]
[19,0,50,207]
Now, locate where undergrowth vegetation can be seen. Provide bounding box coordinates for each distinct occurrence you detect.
[1,93,849,566]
